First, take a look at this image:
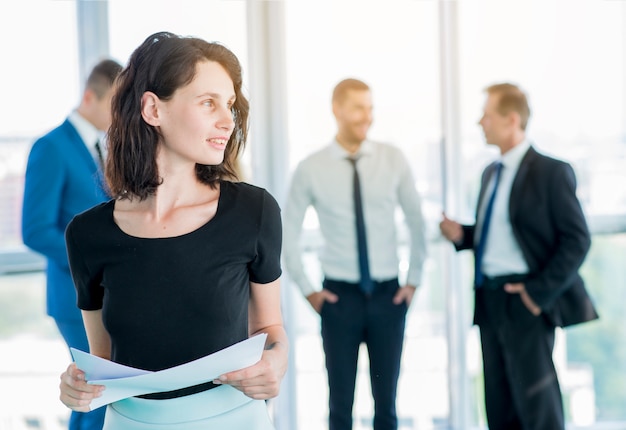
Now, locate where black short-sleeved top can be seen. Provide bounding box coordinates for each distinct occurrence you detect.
[65,181,282,375]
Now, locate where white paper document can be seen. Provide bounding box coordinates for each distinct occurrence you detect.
[70,333,267,410]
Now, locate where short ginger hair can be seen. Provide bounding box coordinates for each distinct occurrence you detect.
[485,83,531,131]
[332,78,370,105]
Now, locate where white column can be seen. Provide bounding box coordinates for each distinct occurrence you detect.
[246,2,296,429]
[438,1,471,428]
[76,0,110,89]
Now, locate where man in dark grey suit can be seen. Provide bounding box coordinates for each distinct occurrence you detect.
[440,83,598,430]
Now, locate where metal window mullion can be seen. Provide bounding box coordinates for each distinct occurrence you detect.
[438,1,471,428]
[245,2,296,430]
[76,0,110,91]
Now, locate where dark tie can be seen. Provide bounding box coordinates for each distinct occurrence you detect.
[348,157,374,295]
[94,139,105,171]
[474,162,503,288]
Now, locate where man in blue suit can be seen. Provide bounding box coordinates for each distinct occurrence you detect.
[22,59,122,430]
[440,83,598,430]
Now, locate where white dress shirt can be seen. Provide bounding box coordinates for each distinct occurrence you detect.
[476,140,531,277]
[282,139,427,296]
[68,110,104,164]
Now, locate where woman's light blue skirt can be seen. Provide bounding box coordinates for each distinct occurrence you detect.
[103,384,275,429]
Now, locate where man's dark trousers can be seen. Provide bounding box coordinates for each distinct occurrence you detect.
[321,278,407,430]
[476,284,565,430]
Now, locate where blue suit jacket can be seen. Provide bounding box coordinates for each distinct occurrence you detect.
[22,119,108,323]
[456,146,599,327]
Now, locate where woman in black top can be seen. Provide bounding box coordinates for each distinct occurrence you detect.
[59,31,288,429]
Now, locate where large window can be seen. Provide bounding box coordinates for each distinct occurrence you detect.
[283,1,448,428]
[0,3,79,428]
[572,234,626,424]
[0,1,78,264]
[456,0,626,426]
[283,0,626,428]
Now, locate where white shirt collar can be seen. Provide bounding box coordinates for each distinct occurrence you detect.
[330,139,374,159]
[499,139,531,170]
[68,110,102,149]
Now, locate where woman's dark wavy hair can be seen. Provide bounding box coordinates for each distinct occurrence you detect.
[106,31,249,200]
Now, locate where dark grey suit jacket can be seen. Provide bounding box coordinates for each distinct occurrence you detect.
[456,146,599,327]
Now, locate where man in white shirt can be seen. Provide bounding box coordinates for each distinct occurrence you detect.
[22,59,122,430]
[440,83,597,430]
[283,78,427,430]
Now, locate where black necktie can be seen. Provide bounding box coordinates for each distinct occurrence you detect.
[94,139,105,171]
[348,157,374,295]
[474,162,503,287]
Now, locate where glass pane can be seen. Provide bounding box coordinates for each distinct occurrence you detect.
[0,2,78,426]
[0,272,72,427]
[457,0,625,217]
[108,0,249,97]
[284,1,445,427]
[568,234,626,424]
[457,0,626,426]
[0,1,78,258]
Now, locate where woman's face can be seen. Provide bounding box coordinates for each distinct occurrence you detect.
[156,60,236,167]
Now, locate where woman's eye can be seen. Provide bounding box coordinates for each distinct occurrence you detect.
[203,100,214,107]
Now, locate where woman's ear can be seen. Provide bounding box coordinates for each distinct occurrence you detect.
[141,92,160,126]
